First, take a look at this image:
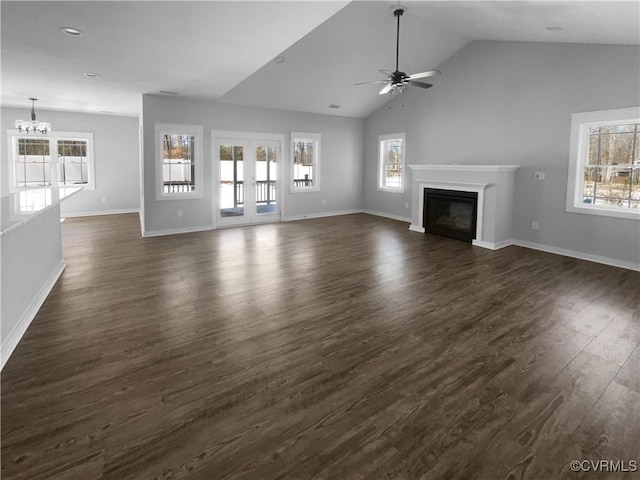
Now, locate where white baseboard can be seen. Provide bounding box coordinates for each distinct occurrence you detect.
[472,238,515,250]
[362,210,411,223]
[1,260,66,370]
[409,224,425,233]
[143,225,214,237]
[62,208,140,218]
[283,209,362,222]
[512,239,640,272]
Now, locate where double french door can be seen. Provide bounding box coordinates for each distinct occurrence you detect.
[214,131,283,227]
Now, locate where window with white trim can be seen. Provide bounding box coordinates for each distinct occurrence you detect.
[155,123,203,200]
[7,131,95,191]
[378,133,405,192]
[566,107,640,220]
[291,132,320,192]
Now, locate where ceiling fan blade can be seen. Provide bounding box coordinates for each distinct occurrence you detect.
[379,70,393,77]
[353,80,389,86]
[407,69,441,80]
[408,80,433,90]
[379,83,393,95]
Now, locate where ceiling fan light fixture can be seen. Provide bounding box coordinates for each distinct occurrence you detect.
[391,83,408,94]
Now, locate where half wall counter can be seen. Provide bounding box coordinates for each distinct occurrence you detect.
[1,187,82,369]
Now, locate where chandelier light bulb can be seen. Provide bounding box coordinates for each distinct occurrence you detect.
[15,98,51,134]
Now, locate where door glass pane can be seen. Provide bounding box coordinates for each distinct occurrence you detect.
[220,144,244,217]
[255,144,277,215]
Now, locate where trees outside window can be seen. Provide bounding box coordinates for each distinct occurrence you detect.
[566,107,639,220]
[291,132,320,192]
[378,133,406,193]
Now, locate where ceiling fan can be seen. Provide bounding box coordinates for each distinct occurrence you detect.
[355,8,441,95]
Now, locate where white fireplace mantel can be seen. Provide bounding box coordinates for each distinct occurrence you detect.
[408,164,520,250]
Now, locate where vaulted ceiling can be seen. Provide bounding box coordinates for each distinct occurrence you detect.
[2,1,639,119]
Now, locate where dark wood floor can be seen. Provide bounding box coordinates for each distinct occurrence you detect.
[2,213,638,480]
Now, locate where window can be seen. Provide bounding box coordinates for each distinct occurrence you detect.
[566,107,640,220]
[378,133,405,192]
[8,131,95,191]
[15,138,51,187]
[291,132,320,192]
[155,123,203,200]
[58,139,89,186]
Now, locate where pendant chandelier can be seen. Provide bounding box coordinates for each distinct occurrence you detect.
[15,98,51,134]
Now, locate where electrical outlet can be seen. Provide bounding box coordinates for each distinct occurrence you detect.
[531,221,539,230]
[177,210,183,218]
[534,172,546,180]
[322,199,326,205]
[101,197,107,203]
[405,202,409,209]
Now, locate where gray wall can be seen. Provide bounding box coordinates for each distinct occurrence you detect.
[142,94,364,234]
[1,108,140,215]
[364,41,640,265]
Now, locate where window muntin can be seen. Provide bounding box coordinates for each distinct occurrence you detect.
[155,124,203,200]
[8,132,95,191]
[378,133,405,192]
[567,107,640,219]
[291,132,320,192]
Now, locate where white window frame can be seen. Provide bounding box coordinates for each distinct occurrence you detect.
[566,106,640,220]
[7,130,95,192]
[290,132,320,193]
[155,123,203,201]
[378,132,406,193]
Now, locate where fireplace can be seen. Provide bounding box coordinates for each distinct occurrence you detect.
[423,188,478,242]
[409,165,519,249]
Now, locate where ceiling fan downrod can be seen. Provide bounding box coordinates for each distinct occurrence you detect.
[394,8,404,75]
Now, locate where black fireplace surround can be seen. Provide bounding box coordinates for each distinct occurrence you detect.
[423,188,478,242]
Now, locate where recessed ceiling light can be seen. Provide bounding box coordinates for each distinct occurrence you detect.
[159,90,179,95]
[83,72,100,78]
[329,104,341,109]
[59,26,83,37]
[274,55,285,64]
[545,26,563,32]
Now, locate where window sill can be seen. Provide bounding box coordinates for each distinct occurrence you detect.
[566,203,640,220]
[378,187,404,194]
[290,187,320,193]
[156,192,203,201]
